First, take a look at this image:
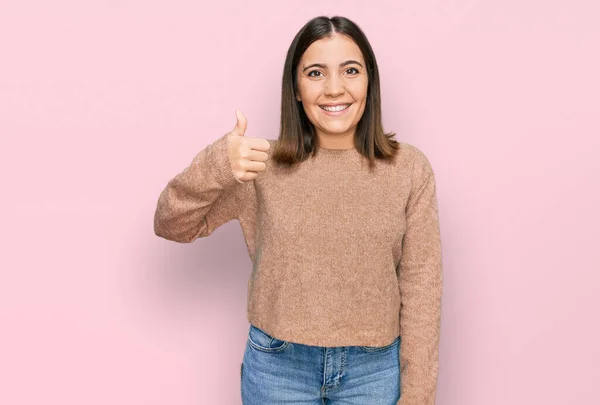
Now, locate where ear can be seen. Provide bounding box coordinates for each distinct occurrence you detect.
[296,93,301,102]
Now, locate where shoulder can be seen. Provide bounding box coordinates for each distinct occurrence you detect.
[266,138,278,154]
[395,141,435,180]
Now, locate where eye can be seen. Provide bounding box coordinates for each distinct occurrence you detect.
[346,67,359,75]
[308,70,323,77]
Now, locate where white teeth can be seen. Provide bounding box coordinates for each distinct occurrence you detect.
[321,104,350,112]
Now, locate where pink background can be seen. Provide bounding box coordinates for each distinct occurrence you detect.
[1,1,599,404]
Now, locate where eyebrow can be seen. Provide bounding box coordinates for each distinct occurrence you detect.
[302,60,364,72]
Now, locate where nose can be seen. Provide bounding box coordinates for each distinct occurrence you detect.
[324,73,345,98]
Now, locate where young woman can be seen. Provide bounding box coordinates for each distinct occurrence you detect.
[154,15,442,405]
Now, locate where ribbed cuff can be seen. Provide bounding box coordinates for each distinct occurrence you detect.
[207,133,246,187]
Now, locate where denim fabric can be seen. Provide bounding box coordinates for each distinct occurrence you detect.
[241,324,401,405]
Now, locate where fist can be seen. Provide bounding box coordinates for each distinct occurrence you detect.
[226,110,271,182]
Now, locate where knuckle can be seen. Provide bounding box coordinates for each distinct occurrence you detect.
[232,159,243,172]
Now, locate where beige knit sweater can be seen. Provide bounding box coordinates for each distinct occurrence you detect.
[153,133,443,405]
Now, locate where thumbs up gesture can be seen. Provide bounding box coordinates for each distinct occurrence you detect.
[227,110,271,183]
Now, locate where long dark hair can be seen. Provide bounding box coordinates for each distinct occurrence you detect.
[272,15,399,169]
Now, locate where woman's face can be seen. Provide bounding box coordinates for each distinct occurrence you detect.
[296,33,368,148]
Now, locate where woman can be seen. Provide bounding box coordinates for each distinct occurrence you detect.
[154,15,442,405]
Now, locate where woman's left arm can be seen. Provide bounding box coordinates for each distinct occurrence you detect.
[397,148,443,405]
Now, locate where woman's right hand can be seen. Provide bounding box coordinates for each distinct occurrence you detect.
[226,110,271,182]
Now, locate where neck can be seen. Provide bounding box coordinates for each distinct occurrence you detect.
[315,131,355,150]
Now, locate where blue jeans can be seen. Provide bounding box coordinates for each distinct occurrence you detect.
[241,324,401,405]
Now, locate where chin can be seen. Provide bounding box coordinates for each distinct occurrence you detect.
[324,124,353,133]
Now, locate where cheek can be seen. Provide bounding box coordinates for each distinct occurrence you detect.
[348,82,368,101]
[300,85,321,102]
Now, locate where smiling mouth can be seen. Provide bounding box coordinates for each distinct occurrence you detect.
[319,104,352,112]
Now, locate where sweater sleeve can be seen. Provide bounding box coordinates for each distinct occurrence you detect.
[153,133,249,243]
[397,148,443,405]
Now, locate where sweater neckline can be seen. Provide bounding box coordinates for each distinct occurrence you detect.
[315,146,357,154]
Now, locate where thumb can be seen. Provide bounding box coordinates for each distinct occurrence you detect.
[230,109,247,137]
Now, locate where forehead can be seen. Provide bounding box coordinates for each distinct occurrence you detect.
[300,34,364,65]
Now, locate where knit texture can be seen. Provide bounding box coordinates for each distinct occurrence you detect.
[154,133,443,405]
